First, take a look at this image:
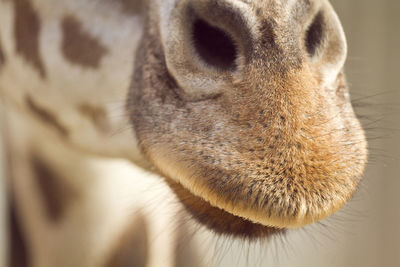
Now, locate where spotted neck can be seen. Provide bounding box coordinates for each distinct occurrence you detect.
[0,0,146,164]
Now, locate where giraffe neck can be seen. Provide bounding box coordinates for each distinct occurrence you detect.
[0,0,146,164]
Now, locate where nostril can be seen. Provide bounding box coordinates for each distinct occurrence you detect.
[192,18,237,71]
[305,12,325,56]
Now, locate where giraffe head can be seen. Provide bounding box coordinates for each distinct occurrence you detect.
[129,0,367,238]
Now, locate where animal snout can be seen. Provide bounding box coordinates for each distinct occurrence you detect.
[160,0,257,100]
[161,0,347,101]
[131,0,368,237]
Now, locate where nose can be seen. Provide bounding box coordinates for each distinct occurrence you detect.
[191,17,238,71]
[160,0,256,100]
[161,0,347,101]
[133,0,368,232]
[187,0,256,73]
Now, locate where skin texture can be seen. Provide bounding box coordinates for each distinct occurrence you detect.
[129,0,367,237]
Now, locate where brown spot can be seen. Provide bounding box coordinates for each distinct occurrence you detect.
[14,0,46,77]
[105,212,149,267]
[9,201,30,267]
[26,96,69,137]
[61,15,108,68]
[77,104,110,132]
[31,154,78,222]
[116,0,144,15]
[0,34,5,68]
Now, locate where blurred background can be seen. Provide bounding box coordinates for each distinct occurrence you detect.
[1,0,399,267]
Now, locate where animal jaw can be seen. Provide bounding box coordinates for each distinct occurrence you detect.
[0,0,368,265]
[129,0,367,236]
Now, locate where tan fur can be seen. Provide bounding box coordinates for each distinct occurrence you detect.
[0,0,367,265]
[130,0,367,232]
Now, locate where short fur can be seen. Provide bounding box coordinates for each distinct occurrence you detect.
[130,0,367,232]
[0,0,367,265]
